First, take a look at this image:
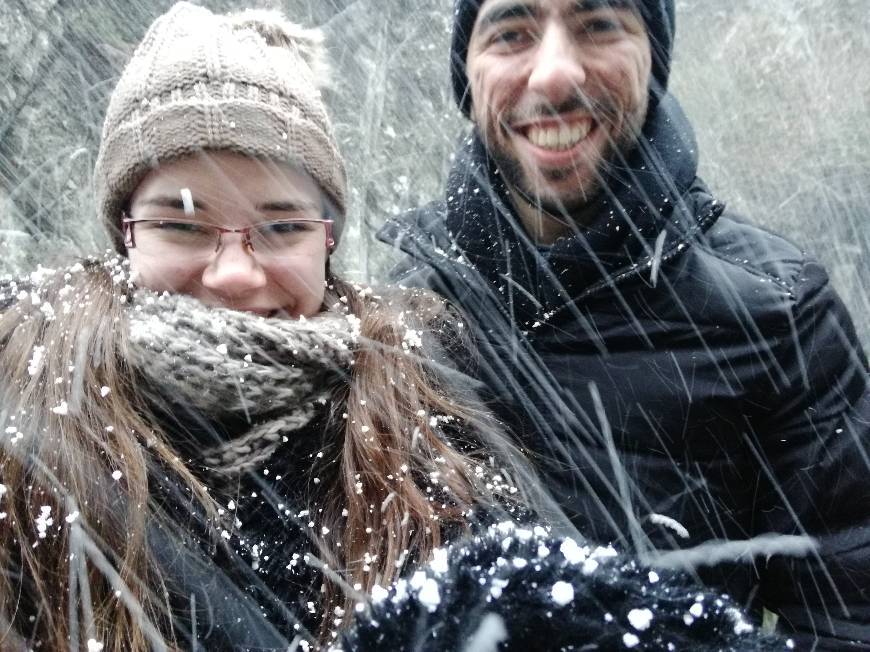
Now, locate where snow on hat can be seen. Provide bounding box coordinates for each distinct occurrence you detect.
[94,1,347,251]
[450,0,676,117]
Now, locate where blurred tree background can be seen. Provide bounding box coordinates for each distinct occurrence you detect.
[0,0,866,345]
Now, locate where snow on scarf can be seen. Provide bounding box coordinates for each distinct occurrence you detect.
[127,290,354,478]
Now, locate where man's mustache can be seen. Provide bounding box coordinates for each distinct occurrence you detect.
[504,95,618,125]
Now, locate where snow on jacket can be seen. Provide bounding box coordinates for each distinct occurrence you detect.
[1,264,792,651]
[342,520,788,651]
[131,288,788,650]
[376,92,870,650]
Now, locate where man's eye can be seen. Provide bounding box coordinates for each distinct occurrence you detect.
[584,18,621,34]
[491,28,534,47]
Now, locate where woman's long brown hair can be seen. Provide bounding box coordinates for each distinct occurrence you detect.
[0,259,213,650]
[0,259,558,649]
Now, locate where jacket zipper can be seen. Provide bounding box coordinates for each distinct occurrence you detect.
[571,205,723,303]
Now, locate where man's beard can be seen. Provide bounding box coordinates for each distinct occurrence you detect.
[487,126,639,220]
[484,96,648,220]
[489,145,608,218]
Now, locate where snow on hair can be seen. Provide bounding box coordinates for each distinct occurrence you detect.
[228,9,330,84]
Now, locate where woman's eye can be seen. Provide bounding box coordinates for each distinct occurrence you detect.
[261,221,310,234]
[155,220,208,233]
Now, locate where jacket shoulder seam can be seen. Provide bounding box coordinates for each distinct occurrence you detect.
[693,241,800,300]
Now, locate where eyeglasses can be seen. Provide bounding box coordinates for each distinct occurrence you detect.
[122,216,335,260]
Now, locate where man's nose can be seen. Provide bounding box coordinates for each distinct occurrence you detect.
[200,234,267,296]
[527,24,587,107]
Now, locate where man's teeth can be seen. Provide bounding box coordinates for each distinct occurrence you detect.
[527,122,592,150]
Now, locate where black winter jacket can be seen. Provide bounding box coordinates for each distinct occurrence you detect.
[105,281,793,651]
[377,94,870,649]
[0,265,827,651]
[147,352,789,652]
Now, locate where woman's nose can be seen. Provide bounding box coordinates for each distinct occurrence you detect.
[200,234,267,297]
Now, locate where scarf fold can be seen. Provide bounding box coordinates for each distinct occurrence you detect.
[127,291,354,478]
[391,93,721,328]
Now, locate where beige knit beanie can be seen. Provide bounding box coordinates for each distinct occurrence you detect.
[94,1,347,251]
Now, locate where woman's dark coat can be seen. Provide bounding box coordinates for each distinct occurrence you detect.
[131,302,792,651]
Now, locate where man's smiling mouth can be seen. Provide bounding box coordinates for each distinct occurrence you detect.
[512,118,596,152]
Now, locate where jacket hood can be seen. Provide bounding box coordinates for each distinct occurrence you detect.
[378,92,720,325]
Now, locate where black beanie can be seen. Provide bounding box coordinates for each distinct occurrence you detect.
[450,0,676,117]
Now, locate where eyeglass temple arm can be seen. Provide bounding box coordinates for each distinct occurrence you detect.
[325,222,336,251]
[122,217,136,248]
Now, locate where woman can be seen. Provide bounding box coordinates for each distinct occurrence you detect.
[0,3,789,650]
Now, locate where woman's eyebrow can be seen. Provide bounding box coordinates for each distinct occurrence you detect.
[138,196,206,211]
[257,200,319,212]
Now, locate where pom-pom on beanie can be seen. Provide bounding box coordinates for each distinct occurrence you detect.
[450,0,676,117]
[94,1,347,251]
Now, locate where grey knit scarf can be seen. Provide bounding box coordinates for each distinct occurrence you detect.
[127,291,355,478]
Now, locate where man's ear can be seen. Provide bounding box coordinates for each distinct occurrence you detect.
[464,95,478,126]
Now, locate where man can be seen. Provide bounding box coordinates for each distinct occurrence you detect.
[377,0,870,648]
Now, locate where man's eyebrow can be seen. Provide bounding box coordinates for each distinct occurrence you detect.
[476,0,637,32]
[575,0,635,11]
[476,2,538,31]
[257,200,319,212]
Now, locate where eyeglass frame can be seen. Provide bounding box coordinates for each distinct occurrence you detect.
[121,214,336,256]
